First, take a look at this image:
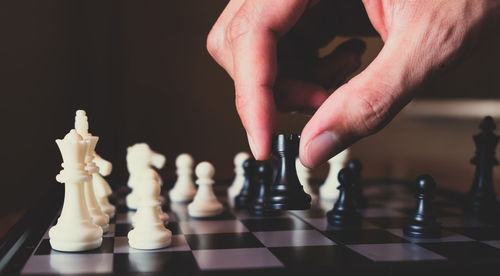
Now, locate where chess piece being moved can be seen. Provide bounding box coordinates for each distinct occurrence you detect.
[93,153,116,218]
[128,169,172,250]
[348,159,368,209]
[268,134,311,210]
[169,153,197,203]
[49,130,103,252]
[188,162,223,217]
[403,174,442,238]
[326,168,361,227]
[126,143,166,209]
[75,111,109,233]
[234,157,257,209]
[228,152,251,203]
[464,116,500,217]
[320,149,349,200]
[296,158,313,197]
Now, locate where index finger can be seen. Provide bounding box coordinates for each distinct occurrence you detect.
[229,0,309,160]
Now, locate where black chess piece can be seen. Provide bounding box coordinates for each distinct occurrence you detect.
[326,168,361,227]
[267,134,311,210]
[234,157,257,209]
[403,174,442,238]
[464,116,500,218]
[250,161,281,216]
[347,159,368,209]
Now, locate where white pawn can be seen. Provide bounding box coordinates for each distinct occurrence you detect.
[188,162,223,217]
[75,110,110,233]
[49,130,103,252]
[169,153,196,203]
[128,169,172,250]
[93,154,116,218]
[227,152,250,202]
[132,166,169,226]
[320,148,350,201]
[296,158,313,196]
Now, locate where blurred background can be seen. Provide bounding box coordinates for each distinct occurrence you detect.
[1,0,499,237]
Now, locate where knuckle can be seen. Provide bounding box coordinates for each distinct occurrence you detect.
[227,12,252,46]
[206,28,222,58]
[352,89,391,136]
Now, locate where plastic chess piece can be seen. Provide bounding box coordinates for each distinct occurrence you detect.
[347,159,368,209]
[267,134,311,210]
[465,116,500,218]
[125,143,166,209]
[188,162,223,217]
[326,168,361,227]
[93,154,115,219]
[169,153,197,203]
[74,110,110,233]
[320,149,350,201]
[296,158,313,197]
[128,169,172,249]
[403,174,442,238]
[250,161,281,216]
[234,157,257,209]
[49,130,103,252]
[228,152,251,202]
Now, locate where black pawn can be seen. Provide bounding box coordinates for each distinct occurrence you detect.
[326,168,361,227]
[403,174,441,238]
[465,116,500,217]
[234,158,257,209]
[268,134,311,210]
[250,161,281,216]
[347,159,368,209]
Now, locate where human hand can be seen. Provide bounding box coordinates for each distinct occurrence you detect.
[207,0,500,167]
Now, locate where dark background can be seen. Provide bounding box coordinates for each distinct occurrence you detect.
[1,0,499,233]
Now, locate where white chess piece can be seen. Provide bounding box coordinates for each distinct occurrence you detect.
[131,165,169,226]
[320,148,350,200]
[75,110,110,233]
[227,152,250,202]
[125,143,166,209]
[93,153,116,218]
[128,169,172,250]
[296,158,313,196]
[188,162,223,217]
[169,153,197,203]
[49,129,103,252]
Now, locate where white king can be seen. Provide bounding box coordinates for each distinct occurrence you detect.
[49,129,103,252]
[75,110,110,233]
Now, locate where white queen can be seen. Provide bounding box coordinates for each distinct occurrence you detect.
[49,129,103,252]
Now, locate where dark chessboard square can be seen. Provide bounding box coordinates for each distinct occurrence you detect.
[240,217,312,232]
[289,206,326,219]
[184,232,263,250]
[269,245,371,270]
[324,229,408,245]
[175,208,236,222]
[114,223,133,237]
[34,237,114,255]
[420,241,500,262]
[366,217,408,228]
[448,227,500,241]
[113,251,198,274]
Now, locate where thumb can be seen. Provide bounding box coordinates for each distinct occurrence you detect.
[299,40,417,168]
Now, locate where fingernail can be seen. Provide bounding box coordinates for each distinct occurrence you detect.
[247,132,260,159]
[305,131,342,167]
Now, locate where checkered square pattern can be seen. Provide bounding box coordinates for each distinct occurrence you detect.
[19,182,500,275]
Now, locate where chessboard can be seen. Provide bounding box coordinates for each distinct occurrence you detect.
[2,180,500,276]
